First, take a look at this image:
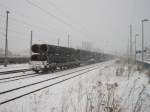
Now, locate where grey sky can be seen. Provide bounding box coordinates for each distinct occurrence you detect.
[0,0,150,55]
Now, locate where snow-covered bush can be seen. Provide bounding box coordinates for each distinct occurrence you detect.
[145,70,150,84]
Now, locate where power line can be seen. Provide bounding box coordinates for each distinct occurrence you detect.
[12,17,65,37]
[0,28,29,40]
[0,8,64,38]
[26,0,74,27]
[26,0,88,37]
[0,27,29,39]
[0,2,39,21]
[46,0,73,20]
[46,0,89,33]
[0,1,89,45]
[0,14,65,39]
[0,27,27,35]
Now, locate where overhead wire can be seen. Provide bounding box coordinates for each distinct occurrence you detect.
[25,0,89,38]
[46,0,89,34]
[7,15,60,35]
[0,4,64,38]
[46,0,73,20]
[0,1,90,48]
[0,16,65,43]
[26,0,74,28]
[0,27,30,40]
[0,27,28,35]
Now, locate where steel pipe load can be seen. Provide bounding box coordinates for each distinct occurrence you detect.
[30,43,104,73]
[40,44,57,53]
[31,54,41,61]
[31,44,40,53]
[31,54,47,61]
[40,55,48,61]
[40,44,77,56]
[40,44,48,53]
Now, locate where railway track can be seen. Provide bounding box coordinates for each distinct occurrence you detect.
[0,73,37,83]
[0,63,101,105]
[0,66,81,84]
[0,69,31,75]
[0,64,89,84]
[0,68,79,84]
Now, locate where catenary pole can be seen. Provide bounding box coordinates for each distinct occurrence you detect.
[134,34,139,64]
[30,31,32,58]
[67,33,70,48]
[129,24,132,63]
[4,11,10,67]
[57,38,60,47]
[141,19,149,62]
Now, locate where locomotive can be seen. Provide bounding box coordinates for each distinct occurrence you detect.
[30,44,102,73]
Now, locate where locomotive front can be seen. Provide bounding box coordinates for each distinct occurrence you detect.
[30,44,49,73]
[30,44,81,73]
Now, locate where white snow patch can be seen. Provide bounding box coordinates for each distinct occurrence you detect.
[0,60,150,112]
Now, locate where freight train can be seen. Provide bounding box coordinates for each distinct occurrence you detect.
[30,44,102,73]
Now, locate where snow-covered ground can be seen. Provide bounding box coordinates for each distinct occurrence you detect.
[0,63,30,72]
[0,59,150,112]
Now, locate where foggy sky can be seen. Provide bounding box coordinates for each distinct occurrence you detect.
[0,0,150,55]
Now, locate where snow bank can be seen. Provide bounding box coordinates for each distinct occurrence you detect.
[0,63,30,72]
[0,59,150,112]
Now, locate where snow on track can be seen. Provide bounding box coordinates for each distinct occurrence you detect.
[2,60,149,112]
[0,63,30,72]
[0,72,36,84]
[0,63,103,105]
